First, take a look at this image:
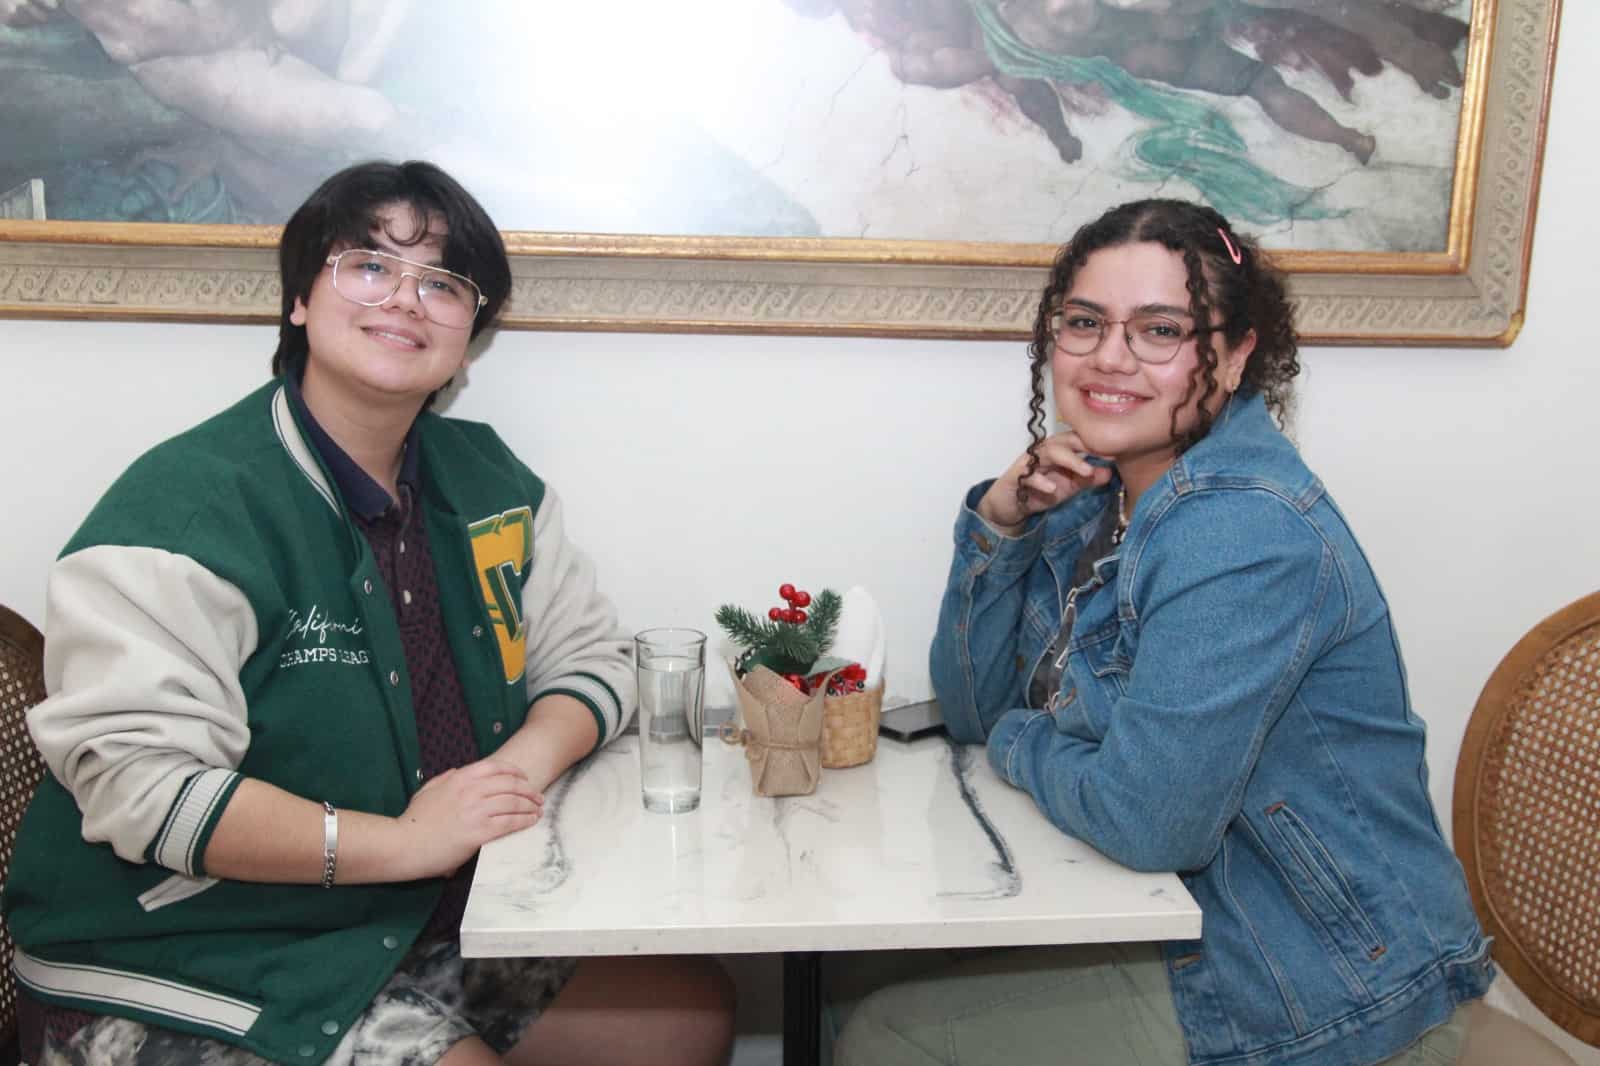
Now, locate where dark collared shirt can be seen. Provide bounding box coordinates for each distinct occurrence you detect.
[284,379,479,940]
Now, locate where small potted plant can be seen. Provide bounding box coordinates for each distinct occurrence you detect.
[717,583,883,777]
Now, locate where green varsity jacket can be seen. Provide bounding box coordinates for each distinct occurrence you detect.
[4,381,633,1064]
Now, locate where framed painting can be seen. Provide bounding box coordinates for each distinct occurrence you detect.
[0,0,1560,345]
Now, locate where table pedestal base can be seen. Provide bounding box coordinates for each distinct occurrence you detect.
[783,951,821,1066]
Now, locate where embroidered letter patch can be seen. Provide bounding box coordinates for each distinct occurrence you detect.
[468,507,534,684]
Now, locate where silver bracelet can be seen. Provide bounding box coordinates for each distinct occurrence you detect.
[321,802,338,889]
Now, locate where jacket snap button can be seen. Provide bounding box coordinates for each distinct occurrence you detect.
[472,625,484,638]
[298,1045,316,1058]
[321,1020,339,1036]
[388,670,400,686]
[492,721,504,734]
[416,768,424,782]
[382,935,399,950]
[363,579,373,595]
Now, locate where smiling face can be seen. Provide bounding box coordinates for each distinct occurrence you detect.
[1051,241,1254,497]
[291,201,472,418]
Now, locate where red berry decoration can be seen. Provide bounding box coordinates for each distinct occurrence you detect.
[716,583,841,689]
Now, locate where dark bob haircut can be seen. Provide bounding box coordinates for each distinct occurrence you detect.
[271,160,512,384]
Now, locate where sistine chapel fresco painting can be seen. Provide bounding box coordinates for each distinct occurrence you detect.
[1,0,1472,252]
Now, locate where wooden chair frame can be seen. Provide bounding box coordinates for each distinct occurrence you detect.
[0,608,41,683]
[0,602,46,1066]
[1454,589,1600,1048]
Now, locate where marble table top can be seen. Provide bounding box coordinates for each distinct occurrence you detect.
[461,729,1201,958]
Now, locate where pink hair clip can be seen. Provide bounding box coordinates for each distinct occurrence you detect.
[1218,227,1243,265]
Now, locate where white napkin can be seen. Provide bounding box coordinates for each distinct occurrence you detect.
[830,586,886,689]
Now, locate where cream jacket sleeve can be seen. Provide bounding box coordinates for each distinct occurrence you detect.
[29,545,256,873]
[518,486,635,744]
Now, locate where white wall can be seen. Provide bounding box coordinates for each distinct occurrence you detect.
[3,4,1595,1059]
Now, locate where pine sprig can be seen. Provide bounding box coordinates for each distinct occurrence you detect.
[713,604,771,648]
[714,604,821,665]
[716,584,843,678]
[799,589,842,655]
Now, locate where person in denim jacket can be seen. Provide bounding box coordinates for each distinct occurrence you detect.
[833,199,1492,1066]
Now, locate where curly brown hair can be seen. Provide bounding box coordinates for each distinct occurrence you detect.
[1021,199,1300,500]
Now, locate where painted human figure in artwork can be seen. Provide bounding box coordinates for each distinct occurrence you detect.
[790,0,1470,220]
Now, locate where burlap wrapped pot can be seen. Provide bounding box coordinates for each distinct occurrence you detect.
[723,663,826,797]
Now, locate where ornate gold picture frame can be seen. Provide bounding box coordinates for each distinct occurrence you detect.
[0,0,1560,346]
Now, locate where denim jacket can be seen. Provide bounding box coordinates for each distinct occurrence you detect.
[930,394,1492,1066]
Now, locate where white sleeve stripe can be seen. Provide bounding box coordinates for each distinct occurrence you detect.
[14,948,261,1036]
[137,873,221,912]
[534,673,620,740]
[153,768,238,876]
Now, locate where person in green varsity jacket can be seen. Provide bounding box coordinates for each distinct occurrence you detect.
[5,161,735,1066]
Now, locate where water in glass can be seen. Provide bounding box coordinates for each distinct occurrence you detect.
[639,654,704,813]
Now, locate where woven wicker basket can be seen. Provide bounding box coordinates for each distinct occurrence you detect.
[820,684,884,768]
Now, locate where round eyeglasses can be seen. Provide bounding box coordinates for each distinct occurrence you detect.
[1048,308,1227,365]
[326,249,486,329]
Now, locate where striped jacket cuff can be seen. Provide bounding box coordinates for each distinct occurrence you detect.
[150,768,241,877]
[535,672,622,745]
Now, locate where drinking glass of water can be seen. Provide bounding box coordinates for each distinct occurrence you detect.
[634,628,706,814]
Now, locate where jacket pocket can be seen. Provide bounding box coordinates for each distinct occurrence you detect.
[1263,803,1387,964]
[1077,623,1129,679]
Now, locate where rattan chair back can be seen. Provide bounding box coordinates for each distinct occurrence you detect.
[1454,590,1600,1048]
[0,604,47,1057]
